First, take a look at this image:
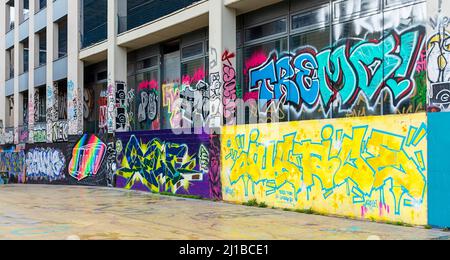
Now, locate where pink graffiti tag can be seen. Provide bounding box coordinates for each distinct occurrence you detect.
[416,49,427,73]
[222,50,237,125]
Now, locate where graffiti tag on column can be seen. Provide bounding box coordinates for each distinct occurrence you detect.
[209,73,222,128]
[222,50,237,125]
[50,121,69,143]
[116,82,128,132]
[248,26,426,116]
[428,12,450,111]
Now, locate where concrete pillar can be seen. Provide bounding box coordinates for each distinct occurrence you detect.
[13,0,22,144]
[107,0,128,134]
[208,0,237,131]
[0,1,6,144]
[28,0,35,142]
[67,0,84,135]
[46,0,56,142]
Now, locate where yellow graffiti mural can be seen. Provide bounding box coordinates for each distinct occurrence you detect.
[221,113,428,225]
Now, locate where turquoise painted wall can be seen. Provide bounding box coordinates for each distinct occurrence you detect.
[428,112,450,228]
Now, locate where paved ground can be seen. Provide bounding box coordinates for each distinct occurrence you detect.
[0,185,449,240]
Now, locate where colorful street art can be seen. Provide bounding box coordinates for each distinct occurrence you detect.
[247,26,426,118]
[221,113,428,225]
[67,80,84,136]
[68,134,107,181]
[115,131,216,199]
[33,124,47,143]
[209,134,222,200]
[0,147,26,184]
[26,148,66,182]
[137,80,160,130]
[162,82,210,129]
[222,50,237,125]
[428,1,450,112]
[46,84,59,142]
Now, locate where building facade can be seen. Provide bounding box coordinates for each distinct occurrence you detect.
[1,0,450,228]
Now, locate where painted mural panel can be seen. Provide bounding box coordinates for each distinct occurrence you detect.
[0,145,26,184]
[116,131,221,199]
[221,113,428,225]
[24,134,110,186]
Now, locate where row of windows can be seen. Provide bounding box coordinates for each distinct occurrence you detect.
[4,18,67,80]
[5,0,47,33]
[82,0,202,48]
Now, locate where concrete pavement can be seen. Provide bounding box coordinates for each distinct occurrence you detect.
[0,185,448,240]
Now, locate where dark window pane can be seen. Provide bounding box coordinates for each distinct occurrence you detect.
[136,56,158,71]
[181,58,205,85]
[182,42,204,59]
[333,0,380,20]
[58,20,68,58]
[292,6,329,30]
[245,19,287,42]
[122,0,202,33]
[82,0,107,48]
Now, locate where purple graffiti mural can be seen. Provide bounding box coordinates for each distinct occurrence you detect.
[115,130,220,199]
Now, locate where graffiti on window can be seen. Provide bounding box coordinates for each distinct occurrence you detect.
[247,26,426,117]
[137,80,160,130]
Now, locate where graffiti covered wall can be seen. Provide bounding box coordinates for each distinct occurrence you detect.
[116,130,221,199]
[221,113,428,225]
[241,2,427,122]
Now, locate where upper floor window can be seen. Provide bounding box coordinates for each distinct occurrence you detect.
[244,19,287,43]
[38,0,47,12]
[6,0,15,31]
[292,4,330,32]
[22,0,29,22]
[58,19,68,58]
[82,0,107,48]
[384,0,422,8]
[36,87,46,123]
[120,0,202,33]
[38,30,47,66]
[22,39,29,73]
[333,0,381,22]
[6,47,15,80]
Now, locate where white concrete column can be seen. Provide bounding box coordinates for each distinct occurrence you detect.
[13,0,22,144]
[107,0,128,133]
[28,0,35,142]
[46,0,56,142]
[208,0,237,132]
[67,0,84,135]
[0,1,6,144]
